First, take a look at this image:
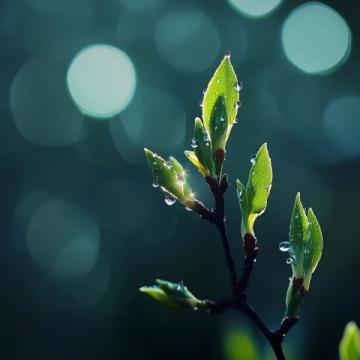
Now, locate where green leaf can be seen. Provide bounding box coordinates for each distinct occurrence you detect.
[237,143,272,236]
[209,95,228,152]
[339,322,360,360]
[236,179,249,237]
[190,117,215,177]
[140,279,208,311]
[202,54,240,147]
[224,328,259,360]
[139,286,180,309]
[288,193,308,279]
[144,148,195,208]
[303,208,323,290]
[246,143,272,217]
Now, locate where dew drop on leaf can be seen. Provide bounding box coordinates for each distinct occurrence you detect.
[286,257,293,264]
[279,241,290,252]
[165,193,176,206]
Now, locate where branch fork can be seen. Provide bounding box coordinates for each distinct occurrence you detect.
[193,174,298,360]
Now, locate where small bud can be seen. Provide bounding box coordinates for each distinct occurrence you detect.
[140,279,209,311]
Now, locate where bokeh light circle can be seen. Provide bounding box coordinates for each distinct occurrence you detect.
[323,95,360,159]
[155,8,221,72]
[67,44,136,119]
[227,0,282,18]
[109,86,186,165]
[26,198,100,276]
[10,57,88,146]
[282,2,351,74]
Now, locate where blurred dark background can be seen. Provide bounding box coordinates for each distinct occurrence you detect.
[1,0,359,359]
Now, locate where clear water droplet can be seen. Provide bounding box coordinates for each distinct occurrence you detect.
[165,193,176,206]
[279,241,290,252]
[185,205,192,211]
[204,138,210,146]
[234,101,242,111]
[234,81,243,92]
[286,258,293,265]
[152,179,159,188]
[266,184,272,192]
[220,116,225,122]
[191,138,198,149]
[199,100,203,107]
[250,154,256,165]
[295,214,299,219]
[233,118,238,124]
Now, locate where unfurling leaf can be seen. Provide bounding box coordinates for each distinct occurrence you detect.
[289,193,308,279]
[144,148,195,209]
[140,279,208,311]
[185,117,215,177]
[339,322,360,360]
[284,194,323,317]
[202,55,239,138]
[303,208,323,289]
[201,55,240,175]
[236,143,272,236]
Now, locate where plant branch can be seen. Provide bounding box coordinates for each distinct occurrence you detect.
[193,174,298,360]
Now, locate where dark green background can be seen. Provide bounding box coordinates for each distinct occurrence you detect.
[1,0,359,359]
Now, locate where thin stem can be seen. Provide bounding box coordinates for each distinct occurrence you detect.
[216,220,237,293]
[193,174,298,360]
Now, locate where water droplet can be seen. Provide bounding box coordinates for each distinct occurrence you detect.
[220,117,225,122]
[152,180,159,188]
[165,193,176,206]
[286,258,293,265]
[225,51,231,58]
[250,154,256,165]
[234,101,242,111]
[191,138,198,149]
[199,100,203,107]
[266,184,272,192]
[204,138,210,146]
[234,81,243,92]
[279,241,290,252]
[184,205,192,211]
[295,214,299,219]
[233,118,238,124]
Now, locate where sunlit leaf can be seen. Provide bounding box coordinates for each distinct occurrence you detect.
[192,117,215,177]
[202,54,240,148]
[144,148,195,208]
[288,193,307,279]
[339,322,360,360]
[140,279,208,311]
[237,144,272,236]
[236,179,249,237]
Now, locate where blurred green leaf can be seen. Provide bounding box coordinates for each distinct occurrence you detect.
[224,328,259,360]
[237,143,272,236]
[144,148,195,208]
[140,279,208,311]
[202,54,240,149]
[339,322,360,360]
[289,193,307,279]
